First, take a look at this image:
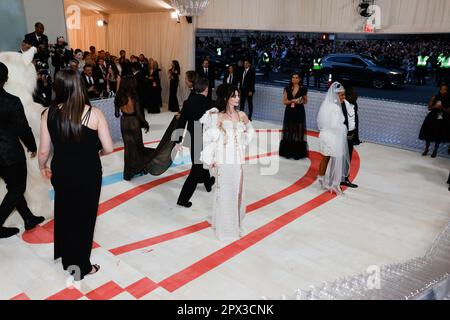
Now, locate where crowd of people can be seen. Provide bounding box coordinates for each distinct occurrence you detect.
[21,22,165,114]
[197,33,450,86]
[1,22,449,284]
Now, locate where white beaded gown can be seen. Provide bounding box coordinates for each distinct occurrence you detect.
[200,108,255,241]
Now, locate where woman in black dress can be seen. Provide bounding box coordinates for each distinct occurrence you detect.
[146,59,162,114]
[168,60,180,112]
[115,76,180,181]
[38,70,114,280]
[279,72,309,160]
[419,84,450,158]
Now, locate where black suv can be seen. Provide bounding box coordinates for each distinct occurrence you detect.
[321,54,406,89]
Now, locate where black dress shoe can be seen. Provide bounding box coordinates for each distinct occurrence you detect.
[0,227,20,239]
[205,177,216,193]
[340,180,359,188]
[24,216,45,231]
[177,201,192,208]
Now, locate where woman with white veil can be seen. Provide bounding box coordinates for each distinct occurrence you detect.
[317,82,350,195]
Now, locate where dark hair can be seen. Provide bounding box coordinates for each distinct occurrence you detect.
[51,70,90,141]
[89,46,96,51]
[244,58,252,64]
[186,70,197,84]
[23,38,33,46]
[83,64,93,70]
[195,77,209,94]
[35,22,43,28]
[120,50,126,54]
[215,83,239,112]
[74,49,82,55]
[172,60,181,73]
[115,75,138,109]
[0,62,8,84]
[288,71,302,89]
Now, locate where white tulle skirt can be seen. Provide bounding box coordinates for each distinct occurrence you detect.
[319,126,350,189]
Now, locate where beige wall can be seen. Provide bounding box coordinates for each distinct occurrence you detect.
[22,0,67,43]
[197,0,450,34]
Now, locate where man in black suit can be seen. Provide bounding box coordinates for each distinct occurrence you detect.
[131,62,147,118]
[223,65,239,87]
[176,77,215,208]
[94,58,108,94]
[82,64,101,100]
[24,22,49,50]
[240,59,256,121]
[0,63,45,239]
[197,58,215,100]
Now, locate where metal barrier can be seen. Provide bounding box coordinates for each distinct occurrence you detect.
[250,84,450,157]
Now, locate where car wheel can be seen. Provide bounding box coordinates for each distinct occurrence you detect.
[373,77,386,89]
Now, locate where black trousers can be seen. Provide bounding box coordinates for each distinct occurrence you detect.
[0,162,34,226]
[313,70,322,88]
[177,151,211,204]
[240,90,254,120]
[346,131,356,179]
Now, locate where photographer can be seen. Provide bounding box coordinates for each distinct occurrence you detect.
[33,72,52,108]
[32,42,53,107]
[51,36,73,74]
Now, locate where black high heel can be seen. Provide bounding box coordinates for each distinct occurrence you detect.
[87,264,101,276]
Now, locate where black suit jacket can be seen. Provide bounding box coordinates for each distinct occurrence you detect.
[81,73,101,99]
[240,68,256,92]
[24,32,48,49]
[177,94,214,161]
[133,70,147,117]
[94,64,108,92]
[0,88,37,166]
[197,67,216,89]
[223,72,239,87]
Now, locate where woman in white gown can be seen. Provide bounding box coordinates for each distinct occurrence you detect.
[200,84,255,241]
[317,82,350,195]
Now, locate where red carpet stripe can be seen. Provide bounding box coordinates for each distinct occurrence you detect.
[109,152,318,256]
[158,152,360,292]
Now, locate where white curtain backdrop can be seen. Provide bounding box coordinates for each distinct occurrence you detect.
[197,0,450,33]
[68,12,196,105]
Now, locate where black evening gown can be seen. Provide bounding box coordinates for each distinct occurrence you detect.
[48,106,102,280]
[419,93,450,143]
[147,69,162,114]
[115,100,180,180]
[168,71,180,112]
[279,86,309,159]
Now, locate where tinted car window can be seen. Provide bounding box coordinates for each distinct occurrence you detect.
[334,57,353,64]
[352,58,367,66]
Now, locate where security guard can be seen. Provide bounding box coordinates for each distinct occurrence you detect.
[313,57,322,88]
[262,50,271,81]
[416,52,429,85]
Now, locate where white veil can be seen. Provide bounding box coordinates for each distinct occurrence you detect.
[317,82,350,189]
